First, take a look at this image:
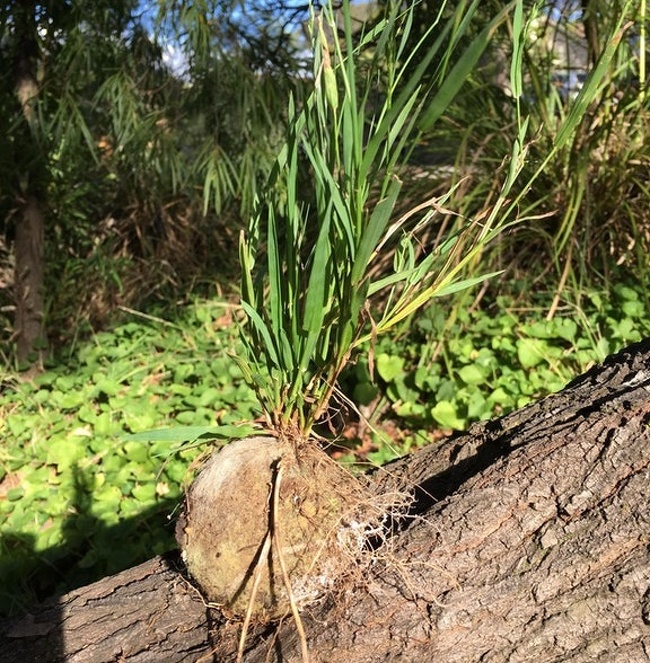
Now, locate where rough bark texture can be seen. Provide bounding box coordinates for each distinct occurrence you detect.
[13,0,46,365]
[0,556,236,663]
[3,339,650,662]
[14,194,45,364]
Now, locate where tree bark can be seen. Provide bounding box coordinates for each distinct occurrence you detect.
[14,194,45,366]
[2,338,650,662]
[12,0,46,366]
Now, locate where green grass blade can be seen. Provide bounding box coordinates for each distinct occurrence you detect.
[239,230,257,310]
[302,207,333,334]
[266,205,283,340]
[125,424,260,445]
[417,1,516,131]
[433,271,504,298]
[510,0,525,101]
[555,12,630,150]
[360,3,460,178]
[351,177,402,285]
[240,301,281,369]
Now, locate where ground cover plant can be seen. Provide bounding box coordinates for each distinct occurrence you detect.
[0,300,260,615]
[344,277,650,465]
[1,279,648,617]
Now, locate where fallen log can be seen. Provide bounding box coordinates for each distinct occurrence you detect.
[2,338,650,662]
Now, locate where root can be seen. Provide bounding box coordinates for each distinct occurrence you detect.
[237,529,273,662]
[237,457,311,663]
[236,463,278,663]
[273,461,311,663]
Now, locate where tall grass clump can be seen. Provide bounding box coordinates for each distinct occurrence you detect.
[174,1,607,656]
[237,0,528,439]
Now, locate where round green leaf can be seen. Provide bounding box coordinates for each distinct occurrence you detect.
[46,437,87,470]
[353,382,379,406]
[376,353,405,382]
[516,338,548,369]
[430,400,465,430]
[131,483,157,503]
[458,364,485,385]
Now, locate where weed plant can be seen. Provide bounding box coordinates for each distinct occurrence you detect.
[237,0,530,439]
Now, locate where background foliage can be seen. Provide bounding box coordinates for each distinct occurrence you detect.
[0,0,648,616]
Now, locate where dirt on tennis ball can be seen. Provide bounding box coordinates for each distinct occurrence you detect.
[176,436,373,619]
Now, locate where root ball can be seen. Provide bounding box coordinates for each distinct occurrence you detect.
[177,436,378,619]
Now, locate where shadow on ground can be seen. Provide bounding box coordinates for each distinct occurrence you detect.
[0,462,180,620]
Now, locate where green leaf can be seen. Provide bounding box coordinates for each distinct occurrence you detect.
[353,382,379,406]
[302,206,333,334]
[57,391,86,410]
[123,441,149,463]
[46,437,86,470]
[351,177,402,285]
[93,485,123,514]
[458,364,485,385]
[123,410,157,433]
[555,318,578,342]
[622,301,644,319]
[467,390,489,419]
[431,400,465,430]
[78,403,98,424]
[376,353,405,383]
[124,424,259,445]
[510,0,525,100]
[78,550,99,569]
[55,375,77,391]
[488,387,514,408]
[433,272,504,299]
[94,412,119,436]
[517,338,548,369]
[266,205,284,340]
[418,2,515,131]
[240,301,281,368]
[7,487,25,502]
[197,387,223,408]
[95,379,122,396]
[132,483,157,502]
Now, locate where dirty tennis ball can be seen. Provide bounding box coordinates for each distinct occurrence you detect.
[177,436,375,619]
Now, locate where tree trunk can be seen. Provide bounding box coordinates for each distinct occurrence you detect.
[13,0,46,366]
[2,338,650,662]
[14,194,45,366]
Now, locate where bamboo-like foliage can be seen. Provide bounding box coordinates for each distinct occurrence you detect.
[433,0,643,308]
[237,0,531,437]
[0,0,307,359]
